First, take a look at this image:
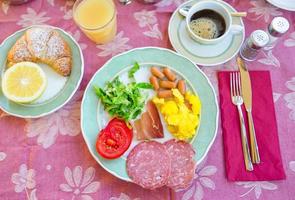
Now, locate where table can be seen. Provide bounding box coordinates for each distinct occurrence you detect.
[0,0,294,199]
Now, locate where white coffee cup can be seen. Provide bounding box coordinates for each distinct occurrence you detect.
[184,0,243,45]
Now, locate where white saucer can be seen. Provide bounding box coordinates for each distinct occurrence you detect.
[168,0,245,66]
[267,0,295,11]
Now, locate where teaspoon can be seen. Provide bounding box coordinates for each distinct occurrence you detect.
[179,5,247,17]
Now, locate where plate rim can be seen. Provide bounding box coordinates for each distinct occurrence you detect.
[81,46,219,182]
[266,0,295,11]
[168,0,245,66]
[0,25,84,118]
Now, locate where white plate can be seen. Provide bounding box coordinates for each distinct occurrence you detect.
[267,0,295,11]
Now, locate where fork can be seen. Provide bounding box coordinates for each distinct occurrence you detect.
[230,72,253,171]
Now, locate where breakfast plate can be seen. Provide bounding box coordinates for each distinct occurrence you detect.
[81,47,218,183]
[266,0,295,11]
[0,25,84,118]
[168,0,245,66]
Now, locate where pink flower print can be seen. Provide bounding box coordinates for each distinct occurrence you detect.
[248,0,282,22]
[236,181,277,199]
[181,165,217,200]
[25,91,82,149]
[11,164,36,193]
[97,31,132,57]
[134,10,162,40]
[134,10,157,28]
[60,166,100,200]
[17,8,50,27]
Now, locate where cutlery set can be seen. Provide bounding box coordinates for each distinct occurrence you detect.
[230,57,260,171]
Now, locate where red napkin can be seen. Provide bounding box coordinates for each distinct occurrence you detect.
[218,71,286,181]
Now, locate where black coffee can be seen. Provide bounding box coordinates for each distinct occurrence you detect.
[189,9,226,39]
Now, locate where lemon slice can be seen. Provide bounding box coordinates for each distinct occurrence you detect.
[2,62,47,103]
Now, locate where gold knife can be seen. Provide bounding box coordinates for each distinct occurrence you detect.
[237,57,260,164]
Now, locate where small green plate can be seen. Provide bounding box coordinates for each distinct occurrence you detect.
[0,25,84,118]
[81,47,218,182]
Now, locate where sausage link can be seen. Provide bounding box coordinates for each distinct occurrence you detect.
[149,76,159,90]
[177,80,186,94]
[151,67,165,79]
[163,67,176,81]
[157,90,173,98]
[159,80,177,89]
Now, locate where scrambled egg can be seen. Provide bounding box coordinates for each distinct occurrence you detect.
[153,89,201,140]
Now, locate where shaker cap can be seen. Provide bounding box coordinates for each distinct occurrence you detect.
[269,17,290,37]
[250,30,269,49]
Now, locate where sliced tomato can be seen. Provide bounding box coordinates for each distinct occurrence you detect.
[96,118,133,159]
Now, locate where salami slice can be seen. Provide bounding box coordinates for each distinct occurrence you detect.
[126,141,171,190]
[164,139,196,190]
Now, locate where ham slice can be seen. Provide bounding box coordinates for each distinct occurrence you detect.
[133,100,164,140]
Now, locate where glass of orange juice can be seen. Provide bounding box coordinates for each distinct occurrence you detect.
[73,0,117,44]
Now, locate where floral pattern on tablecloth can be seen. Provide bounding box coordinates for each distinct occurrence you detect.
[59,166,101,200]
[0,0,294,199]
[11,164,37,199]
[96,31,132,57]
[181,165,217,200]
[236,181,278,199]
[134,10,163,40]
[17,7,51,27]
[25,91,82,149]
[247,0,282,22]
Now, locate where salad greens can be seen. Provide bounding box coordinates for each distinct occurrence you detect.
[128,62,140,79]
[94,62,153,121]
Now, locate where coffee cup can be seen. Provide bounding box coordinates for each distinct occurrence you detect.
[183,0,243,45]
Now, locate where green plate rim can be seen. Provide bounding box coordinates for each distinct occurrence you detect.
[81,47,219,182]
[0,25,84,118]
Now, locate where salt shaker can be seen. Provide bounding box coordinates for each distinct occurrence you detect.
[264,17,290,50]
[240,30,269,61]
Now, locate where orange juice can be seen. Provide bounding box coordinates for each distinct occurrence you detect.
[73,0,117,44]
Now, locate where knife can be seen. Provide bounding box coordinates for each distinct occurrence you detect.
[237,57,260,164]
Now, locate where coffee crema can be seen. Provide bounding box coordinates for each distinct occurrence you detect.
[189,9,226,40]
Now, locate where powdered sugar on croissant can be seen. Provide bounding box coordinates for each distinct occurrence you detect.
[7,35,34,64]
[7,27,72,76]
[26,27,52,59]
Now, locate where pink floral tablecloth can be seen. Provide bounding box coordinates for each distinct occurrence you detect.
[0,0,294,199]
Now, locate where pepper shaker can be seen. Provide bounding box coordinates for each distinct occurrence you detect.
[240,30,269,62]
[265,17,290,50]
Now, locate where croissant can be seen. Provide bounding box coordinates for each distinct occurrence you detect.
[7,27,72,76]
